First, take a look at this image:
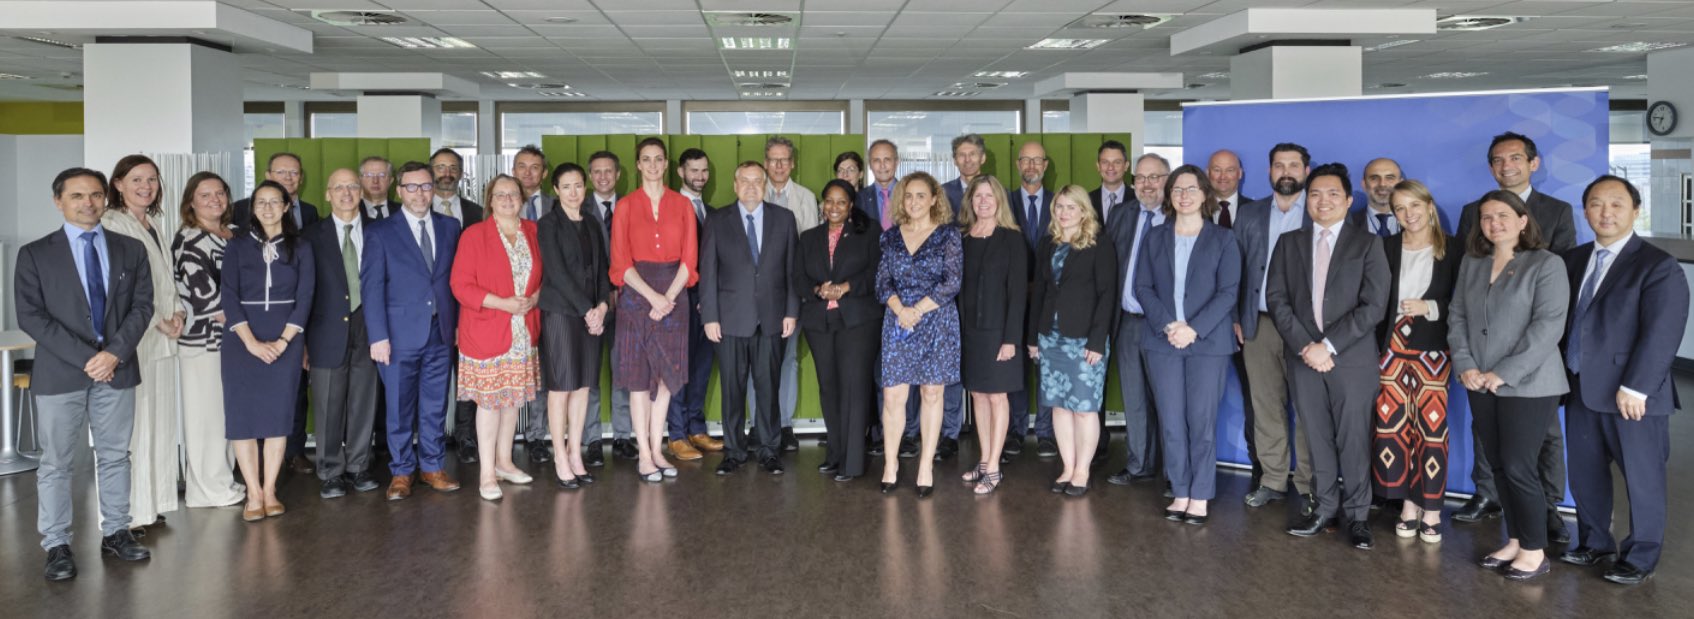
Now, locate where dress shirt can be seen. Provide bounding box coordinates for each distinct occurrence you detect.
[1173,232,1198,323]
[1100,185,1126,223]
[593,192,617,224]
[64,222,112,305]
[873,180,896,230]
[738,201,765,258]
[433,194,465,223]
[1216,192,1241,222]
[608,189,699,288]
[1120,206,1166,314]
[401,208,435,261]
[1365,205,1400,236]
[1311,219,1344,355]
[1259,194,1308,312]
[362,198,390,220]
[332,212,365,261]
[681,189,709,222]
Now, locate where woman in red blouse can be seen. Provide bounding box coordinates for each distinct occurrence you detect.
[609,138,699,482]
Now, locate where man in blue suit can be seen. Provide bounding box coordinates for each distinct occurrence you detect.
[1104,152,1171,482]
[858,139,899,230]
[363,161,462,500]
[1558,175,1689,585]
[940,133,984,213]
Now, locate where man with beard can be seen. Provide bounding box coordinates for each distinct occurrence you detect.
[357,156,401,221]
[1104,153,1170,482]
[1233,143,1317,514]
[429,148,488,464]
[1346,158,1404,237]
[667,148,726,461]
[1208,149,1253,228]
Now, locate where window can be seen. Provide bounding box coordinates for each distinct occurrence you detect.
[309,112,358,138]
[1042,110,1070,133]
[441,111,477,159]
[687,111,844,135]
[867,109,1020,180]
[243,112,284,196]
[500,111,663,154]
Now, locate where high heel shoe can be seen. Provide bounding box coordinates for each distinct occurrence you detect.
[1050,480,1071,494]
[1064,484,1089,497]
[576,472,595,484]
[1164,508,1185,521]
[961,462,987,483]
[916,485,934,498]
[974,471,1004,496]
[494,468,533,485]
[554,472,581,490]
[880,477,900,494]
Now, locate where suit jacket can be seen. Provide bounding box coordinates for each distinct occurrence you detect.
[14,227,154,394]
[1088,186,1132,227]
[1447,249,1570,398]
[1234,196,1311,340]
[361,199,403,222]
[537,207,610,317]
[1377,233,1462,351]
[304,213,375,368]
[361,211,461,351]
[1456,189,1577,253]
[451,220,542,360]
[794,221,883,332]
[1134,222,1241,357]
[1008,186,1054,252]
[856,180,896,228]
[699,202,800,338]
[1561,236,1688,415]
[942,178,966,215]
[1265,222,1390,368]
[437,196,483,227]
[959,227,1028,344]
[1026,235,1118,353]
[232,197,321,232]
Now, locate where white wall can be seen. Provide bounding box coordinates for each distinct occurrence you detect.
[0,134,86,330]
[83,43,245,191]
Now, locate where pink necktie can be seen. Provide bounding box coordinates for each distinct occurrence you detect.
[1312,228,1332,326]
[879,184,893,231]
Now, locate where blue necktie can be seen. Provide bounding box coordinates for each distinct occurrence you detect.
[746,214,760,267]
[1375,213,1393,237]
[1026,194,1040,247]
[524,196,537,221]
[1566,248,1610,373]
[418,219,435,273]
[82,231,106,341]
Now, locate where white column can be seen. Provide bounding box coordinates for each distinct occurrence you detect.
[1230,45,1362,100]
[283,101,306,138]
[477,100,497,156]
[83,41,243,181]
[356,95,441,141]
[1069,92,1146,157]
[848,99,865,134]
[1647,47,1694,237]
[665,100,683,134]
[1024,98,1043,133]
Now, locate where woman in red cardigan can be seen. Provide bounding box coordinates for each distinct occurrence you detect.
[451,174,543,501]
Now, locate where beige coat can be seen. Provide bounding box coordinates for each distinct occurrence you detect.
[101,209,180,362]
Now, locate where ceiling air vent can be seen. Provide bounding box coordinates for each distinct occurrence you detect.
[1072,14,1171,29]
[707,12,795,27]
[1436,16,1525,31]
[312,11,408,26]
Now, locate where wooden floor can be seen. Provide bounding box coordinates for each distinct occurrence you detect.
[4,378,1693,618]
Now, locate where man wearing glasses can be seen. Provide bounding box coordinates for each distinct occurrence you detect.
[762,136,816,452]
[1105,153,1172,486]
[358,156,402,221]
[1006,141,1054,460]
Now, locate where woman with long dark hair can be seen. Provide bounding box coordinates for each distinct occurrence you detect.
[796,179,881,481]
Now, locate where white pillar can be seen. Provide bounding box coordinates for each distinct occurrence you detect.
[1230,45,1362,100]
[477,100,497,156]
[1024,98,1043,134]
[1647,47,1694,237]
[283,101,306,138]
[83,41,243,180]
[1069,92,1146,157]
[665,100,683,134]
[848,99,865,134]
[356,95,442,141]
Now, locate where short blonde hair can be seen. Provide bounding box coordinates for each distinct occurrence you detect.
[1047,184,1100,249]
[891,171,953,227]
[956,175,1019,231]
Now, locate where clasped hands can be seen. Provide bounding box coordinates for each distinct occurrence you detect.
[1459,368,1506,393]
[1164,322,1198,349]
[489,294,539,316]
[1300,342,1335,373]
[813,281,851,302]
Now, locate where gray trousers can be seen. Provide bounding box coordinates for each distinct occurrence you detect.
[582,307,632,444]
[1290,361,1378,524]
[1470,418,1566,515]
[1114,313,1159,477]
[310,335,379,480]
[37,383,136,550]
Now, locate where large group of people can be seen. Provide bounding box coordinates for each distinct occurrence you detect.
[14,131,1685,588]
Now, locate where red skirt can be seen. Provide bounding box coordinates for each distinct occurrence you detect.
[613,261,689,393]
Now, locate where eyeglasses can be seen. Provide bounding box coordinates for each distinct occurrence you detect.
[1017,157,1048,165]
[1133,174,1168,185]
[491,191,523,201]
[766,157,793,166]
[398,183,433,193]
[362,172,390,180]
[269,169,301,178]
[1169,186,1204,197]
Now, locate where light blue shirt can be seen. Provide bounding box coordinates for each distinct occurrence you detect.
[1259,194,1307,312]
[1173,232,1198,323]
[64,222,111,307]
[739,201,765,255]
[1121,206,1166,314]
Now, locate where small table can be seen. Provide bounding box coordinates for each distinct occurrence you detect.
[0,330,39,476]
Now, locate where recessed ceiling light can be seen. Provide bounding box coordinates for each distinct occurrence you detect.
[14,35,79,50]
[1184,83,1206,89]
[543,17,579,24]
[720,37,792,50]
[732,70,790,79]
[741,91,787,98]
[1373,82,1408,89]
[275,83,311,90]
[0,73,31,80]
[951,82,1005,89]
[311,10,407,26]
[1436,16,1527,32]
[538,90,586,98]
[705,12,795,27]
[1421,71,1489,79]
[1070,14,1171,29]
[481,71,545,79]
[973,70,1029,79]
[507,82,571,89]
[1197,72,1229,80]
[1027,38,1110,50]
[1588,42,1687,53]
[1365,39,1420,52]
[933,90,980,97]
[380,36,475,49]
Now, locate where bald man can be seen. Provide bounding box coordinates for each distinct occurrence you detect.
[305,169,382,498]
[1208,149,1254,228]
[1346,158,1404,237]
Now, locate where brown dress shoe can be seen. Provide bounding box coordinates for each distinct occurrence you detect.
[386,475,413,501]
[289,455,315,475]
[668,439,703,461]
[419,470,461,492]
[689,433,725,452]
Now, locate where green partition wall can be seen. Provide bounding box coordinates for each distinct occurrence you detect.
[252,137,432,215]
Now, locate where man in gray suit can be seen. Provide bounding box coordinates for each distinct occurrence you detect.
[1105,153,1171,485]
[16,167,156,580]
[1267,163,1390,550]
[703,161,800,476]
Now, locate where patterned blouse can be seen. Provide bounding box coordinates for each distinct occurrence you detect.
[173,226,233,351]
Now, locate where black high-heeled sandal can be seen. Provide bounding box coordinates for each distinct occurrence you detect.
[961,462,988,484]
[974,471,1004,495]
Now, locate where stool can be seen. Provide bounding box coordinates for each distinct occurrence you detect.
[13,359,37,454]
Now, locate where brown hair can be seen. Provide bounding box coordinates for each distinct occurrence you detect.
[482,174,523,216]
[1048,184,1100,249]
[1466,189,1545,257]
[891,171,953,227]
[109,154,163,216]
[178,171,232,231]
[1160,164,1217,220]
[1389,179,1447,260]
[956,175,1019,231]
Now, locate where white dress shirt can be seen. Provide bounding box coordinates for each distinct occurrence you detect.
[332,212,364,261]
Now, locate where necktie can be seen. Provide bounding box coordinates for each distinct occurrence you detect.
[343,224,361,309]
[1313,229,1332,326]
[1105,193,1118,225]
[81,231,106,341]
[418,219,435,273]
[291,201,303,227]
[1027,194,1040,247]
[1218,200,1232,228]
[1375,213,1393,238]
[442,198,455,218]
[879,184,892,230]
[523,196,537,221]
[602,200,614,234]
[1566,248,1610,372]
[746,214,761,267]
[693,198,706,223]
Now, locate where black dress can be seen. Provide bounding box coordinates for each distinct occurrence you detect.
[959,227,1028,393]
[537,207,611,392]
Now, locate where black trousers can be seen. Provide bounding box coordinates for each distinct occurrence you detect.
[716,327,784,463]
[1468,391,1562,551]
[807,315,878,478]
[287,368,310,459]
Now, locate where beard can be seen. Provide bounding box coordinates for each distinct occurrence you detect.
[1021,172,1043,186]
[434,176,459,192]
[1273,176,1303,197]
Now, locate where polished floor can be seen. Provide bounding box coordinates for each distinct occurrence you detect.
[5,382,1694,617]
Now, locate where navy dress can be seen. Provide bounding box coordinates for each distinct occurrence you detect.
[876,224,962,387]
[221,232,315,440]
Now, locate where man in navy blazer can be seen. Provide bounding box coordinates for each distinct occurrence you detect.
[232,151,321,232]
[362,161,462,500]
[305,169,381,499]
[1103,152,1173,481]
[1088,140,1130,227]
[1207,149,1254,228]
[1558,176,1689,585]
[858,140,899,229]
[1009,141,1054,253]
[940,133,984,214]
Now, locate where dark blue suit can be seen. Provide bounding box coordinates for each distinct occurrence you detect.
[1008,186,1053,254]
[1135,222,1241,500]
[857,180,896,229]
[942,178,966,215]
[361,210,461,477]
[1562,235,1688,572]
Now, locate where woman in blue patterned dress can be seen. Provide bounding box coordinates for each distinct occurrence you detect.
[1027,185,1116,497]
[875,171,962,497]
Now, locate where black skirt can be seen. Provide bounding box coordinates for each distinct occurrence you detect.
[961,325,1025,394]
[541,309,601,392]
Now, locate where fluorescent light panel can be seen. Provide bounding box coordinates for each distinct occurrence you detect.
[1588,42,1686,53]
[380,36,476,49]
[720,37,792,50]
[481,71,544,79]
[973,70,1029,78]
[1026,38,1110,50]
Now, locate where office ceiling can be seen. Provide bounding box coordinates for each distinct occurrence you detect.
[0,0,1686,102]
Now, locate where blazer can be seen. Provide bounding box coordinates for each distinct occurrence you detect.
[1008,186,1054,251]
[1026,234,1118,353]
[1134,222,1241,357]
[1234,196,1311,340]
[99,209,179,362]
[1377,233,1462,351]
[451,219,543,360]
[942,178,966,215]
[1447,249,1570,398]
[856,180,896,227]
[1265,222,1390,368]
[304,213,375,368]
[699,202,800,338]
[1456,189,1577,254]
[1561,236,1689,415]
[231,197,321,232]
[536,207,611,317]
[461,198,485,226]
[14,227,154,394]
[958,227,1028,343]
[361,199,403,222]
[794,221,883,332]
[1088,186,1131,227]
[361,211,461,352]
[1105,200,1156,319]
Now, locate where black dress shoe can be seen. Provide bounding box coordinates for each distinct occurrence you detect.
[1480,555,1510,570]
[1603,562,1653,585]
[554,472,581,490]
[715,459,742,476]
[1348,521,1374,550]
[1452,495,1502,523]
[1504,559,1551,581]
[1107,469,1135,486]
[868,442,885,457]
[761,457,785,475]
[319,478,347,499]
[1050,480,1070,494]
[1299,493,1317,517]
[833,474,854,482]
[44,545,75,581]
[613,439,640,460]
[349,471,380,493]
[818,462,839,474]
[1548,522,1572,548]
[1182,512,1209,526]
[1164,509,1185,521]
[1064,484,1089,498]
[1287,515,1334,537]
[881,479,899,494]
[457,441,479,464]
[1002,435,1023,456]
[529,441,554,464]
[1558,546,1617,567]
[1036,437,1058,458]
[782,427,799,452]
[898,436,919,459]
[934,438,958,462]
[100,530,150,561]
[577,472,596,484]
[584,441,605,467]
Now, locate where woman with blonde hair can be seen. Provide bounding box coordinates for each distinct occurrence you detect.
[957,175,1026,494]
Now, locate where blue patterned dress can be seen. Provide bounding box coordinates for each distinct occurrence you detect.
[1038,244,1108,412]
[876,224,962,387]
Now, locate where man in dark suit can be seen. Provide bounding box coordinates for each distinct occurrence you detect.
[1451,132,1576,539]
[1267,163,1390,550]
[1010,141,1054,249]
[362,161,462,500]
[514,144,550,222]
[701,161,800,475]
[940,133,984,212]
[1088,140,1130,227]
[1345,158,1404,237]
[358,156,402,221]
[1104,152,1171,483]
[667,148,725,462]
[1558,176,1689,585]
[1207,149,1254,227]
[305,169,381,499]
[581,149,635,464]
[17,168,154,580]
[428,148,488,464]
[859,139,899,230]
